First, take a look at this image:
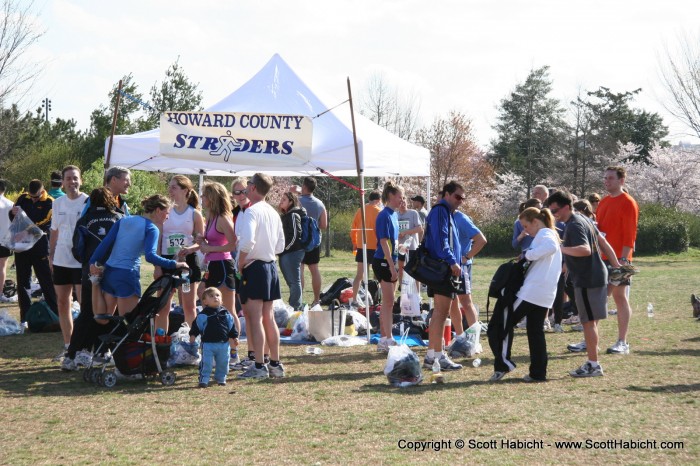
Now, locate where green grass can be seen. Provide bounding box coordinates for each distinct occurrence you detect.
[1,250,698,464]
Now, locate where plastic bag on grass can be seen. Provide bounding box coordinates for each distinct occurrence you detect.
[384,331,423,387]
[273,299,293,328]
[346,310,368,334]
[321,334,368,347]
[447,321,482,358]
[167,323,201,367]
[290,306,310,341]
[0,309,22,336]
[1,210,44,252]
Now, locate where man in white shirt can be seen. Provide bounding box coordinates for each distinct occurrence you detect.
[49,166,89,364]
[0,180,14,304]
[236,173,285,379]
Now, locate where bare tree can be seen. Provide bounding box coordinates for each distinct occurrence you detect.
[360,72,421,141]
[0,0,44,105]
[659,31,700,138]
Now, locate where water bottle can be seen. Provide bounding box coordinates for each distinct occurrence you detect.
[647,302,654,318]
[431,358,444,384]
[472,358,481,368]
[305,346,323,355]
[181,270,191,293]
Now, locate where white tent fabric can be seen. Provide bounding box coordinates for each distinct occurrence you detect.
[105,54,429,177]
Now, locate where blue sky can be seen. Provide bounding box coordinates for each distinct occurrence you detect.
[22,0,700,146]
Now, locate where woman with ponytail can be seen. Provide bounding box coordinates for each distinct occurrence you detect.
[489,207,562,383]
[89,195,188,319]
[157,175,205,326]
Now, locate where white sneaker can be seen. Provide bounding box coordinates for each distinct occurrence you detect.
[61,357,77,371]
[516,318,527,329]
[268,363,285,378]
[553,324,564,333]
[543,319,552,331]
[571,324,583,332]
[0,295,11,303]
[74,350,93,367]
[608,308,618,315]
[567,340,587,353]
[376,337,397,353]
[606,340,630,355]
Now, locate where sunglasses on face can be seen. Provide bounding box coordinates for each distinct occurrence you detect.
[232,189,247,195]
[454,194,466,201]
[549,207,561,215]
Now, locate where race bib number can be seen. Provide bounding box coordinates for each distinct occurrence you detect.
[166,234,186,255]
[398,220,409,232]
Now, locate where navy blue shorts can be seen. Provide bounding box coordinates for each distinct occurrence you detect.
[205,259,235,290]
[239,260,281,304]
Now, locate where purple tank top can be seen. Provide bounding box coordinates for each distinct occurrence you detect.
[205,215,232,261]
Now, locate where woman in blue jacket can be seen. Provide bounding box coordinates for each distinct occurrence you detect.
[89,195,188,317]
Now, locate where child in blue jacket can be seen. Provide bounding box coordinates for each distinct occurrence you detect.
[189,287,239,387]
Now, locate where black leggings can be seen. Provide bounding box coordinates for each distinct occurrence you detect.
[66,266,110,358]
[488,297,548,380]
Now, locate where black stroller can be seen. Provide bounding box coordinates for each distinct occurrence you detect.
[83,273,186,388]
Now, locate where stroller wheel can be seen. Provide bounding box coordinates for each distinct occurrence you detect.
[89,368,101,384]
[83,368,91,383]
[102,371,118,388]
[161,371,176,386]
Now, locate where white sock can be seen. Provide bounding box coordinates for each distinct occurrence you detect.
[427,349,435,359]
[587,360,599,368]
[64,344,69,350]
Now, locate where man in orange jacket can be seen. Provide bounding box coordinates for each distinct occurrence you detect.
[350,190,382,305]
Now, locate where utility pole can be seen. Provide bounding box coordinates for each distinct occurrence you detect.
[41,98,52,122]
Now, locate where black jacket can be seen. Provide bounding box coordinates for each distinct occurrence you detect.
[281,207,305,254]
[71,206,124,264]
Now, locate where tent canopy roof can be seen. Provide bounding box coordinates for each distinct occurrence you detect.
[106,54,430,177]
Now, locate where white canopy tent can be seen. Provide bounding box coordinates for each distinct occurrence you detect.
[105,55,431,336]
[105,54,430,178]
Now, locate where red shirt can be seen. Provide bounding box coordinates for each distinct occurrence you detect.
[596,192,639,260]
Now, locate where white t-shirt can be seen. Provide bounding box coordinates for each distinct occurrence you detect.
[236,201,285,264]
[0,194,13,242]
[51,193,89,268]
[161,205,195,255]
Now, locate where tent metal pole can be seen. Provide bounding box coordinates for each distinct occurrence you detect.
[347,78,371,343]
[198,170,205,197]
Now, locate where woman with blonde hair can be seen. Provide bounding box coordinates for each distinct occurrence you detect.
[489,207,562,383]
[156,175,205,326]
[196,182,241,360]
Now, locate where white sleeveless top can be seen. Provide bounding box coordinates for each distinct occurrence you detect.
[161,205,195,255]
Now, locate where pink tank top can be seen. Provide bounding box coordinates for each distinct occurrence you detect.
[205,215,232,261]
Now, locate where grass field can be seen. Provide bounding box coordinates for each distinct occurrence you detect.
[0,250,698,465]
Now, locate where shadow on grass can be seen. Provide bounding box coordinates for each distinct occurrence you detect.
[634,349,700,357]
[626,383,700,394]
[681,336,700,343]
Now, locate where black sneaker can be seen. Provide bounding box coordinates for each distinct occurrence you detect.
[198,383,208,388]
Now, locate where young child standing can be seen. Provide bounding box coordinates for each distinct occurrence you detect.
[189,287,239,387]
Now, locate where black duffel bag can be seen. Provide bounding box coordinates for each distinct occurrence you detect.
[404,244,451,287]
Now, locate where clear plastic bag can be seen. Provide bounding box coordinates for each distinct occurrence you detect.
[321,334,369,347]
[399,273,421,317]
[273,299,293,328]
[167,323,201,367]
[447,321,482,358]
[384,331,423,387]
[290,305,310,340]
[0,309,22,336]
[1,210,44,252]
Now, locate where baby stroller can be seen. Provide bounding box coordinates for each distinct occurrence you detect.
[83,273,186,388]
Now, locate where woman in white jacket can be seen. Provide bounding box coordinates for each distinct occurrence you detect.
[491,207,562,383]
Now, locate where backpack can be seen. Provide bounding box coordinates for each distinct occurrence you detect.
[486,258,530,321]
[26,300,60,333]
[319,277,353,306]
[299,214,321,252]
[367,279,381,304]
